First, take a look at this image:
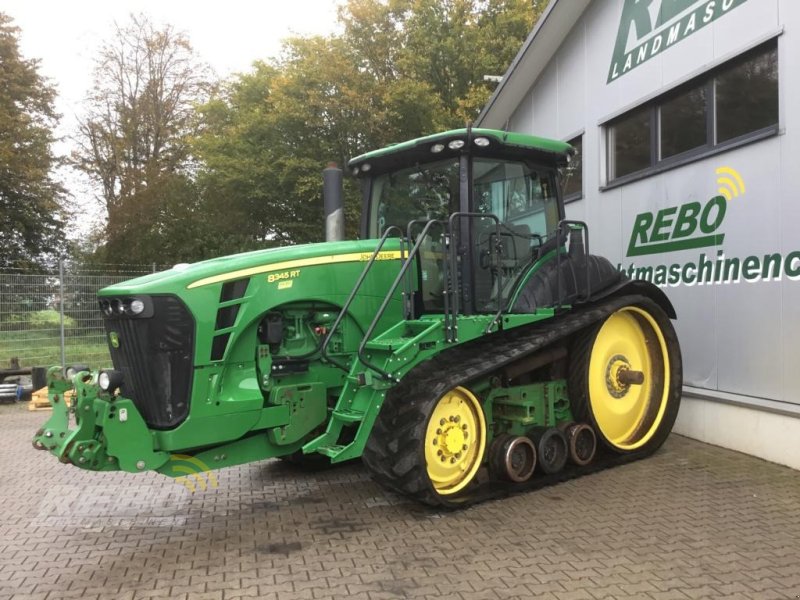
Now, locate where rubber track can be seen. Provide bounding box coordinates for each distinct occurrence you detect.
[362,294,665,508]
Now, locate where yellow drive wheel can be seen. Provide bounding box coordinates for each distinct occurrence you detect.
[424,386,487,496]
[569,300,681,453]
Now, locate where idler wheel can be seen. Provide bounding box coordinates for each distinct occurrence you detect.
[490,434,537,482]
[528,427,568,475]
[564,422,597,466]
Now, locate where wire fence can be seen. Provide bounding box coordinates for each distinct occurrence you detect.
[0,261,161,370]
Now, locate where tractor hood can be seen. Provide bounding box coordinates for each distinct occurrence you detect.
[89,236,406,432]
[98,239,392,296]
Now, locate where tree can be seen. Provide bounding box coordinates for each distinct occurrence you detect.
[339,0,543,125]
[194,0,542,249]
[0,13,66,269]
[73,14,212,265]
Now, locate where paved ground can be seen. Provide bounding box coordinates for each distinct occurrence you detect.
[1,402,799,600]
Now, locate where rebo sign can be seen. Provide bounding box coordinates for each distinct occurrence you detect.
[608,0,749,83]
[619,167,800,287]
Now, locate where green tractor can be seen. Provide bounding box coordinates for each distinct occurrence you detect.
[33,128,681,507]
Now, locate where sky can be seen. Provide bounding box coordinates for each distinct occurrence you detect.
[3,0,343,234]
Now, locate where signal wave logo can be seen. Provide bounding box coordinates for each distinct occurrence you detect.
[626,167,744,258]
[168,454,219,493]
[716,166,746,201]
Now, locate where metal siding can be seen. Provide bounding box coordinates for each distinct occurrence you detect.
[556,20,586,137]
[712,0,780,57]
[508,94,533,133]
[778,0,800,405]
[518,0,797,407]
[530,63,559,139]
[711,140,783,400]
[660,24,714,84]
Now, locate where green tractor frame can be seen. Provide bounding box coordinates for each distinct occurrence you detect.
[33,128,682,507]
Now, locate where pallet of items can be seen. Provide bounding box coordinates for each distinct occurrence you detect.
[29,386,74,411]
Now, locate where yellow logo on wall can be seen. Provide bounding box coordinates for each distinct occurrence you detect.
[715,166,746,201]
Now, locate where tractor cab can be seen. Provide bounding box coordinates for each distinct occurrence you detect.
[349,128,577,316]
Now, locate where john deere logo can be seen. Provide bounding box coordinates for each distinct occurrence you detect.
[109,331,120,348]
[608,0,749,83]
[620,166,800,286]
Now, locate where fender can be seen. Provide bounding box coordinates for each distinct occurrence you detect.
[584,278,677,320]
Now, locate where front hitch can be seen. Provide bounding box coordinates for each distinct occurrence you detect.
[32,366,169,473]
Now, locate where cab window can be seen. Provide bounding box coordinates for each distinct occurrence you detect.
[473,158,559,237]
[472,159,560,311]
[369,159,460,237]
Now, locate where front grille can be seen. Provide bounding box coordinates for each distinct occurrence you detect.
[102,295,195,429]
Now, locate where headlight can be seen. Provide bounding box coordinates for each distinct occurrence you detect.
[99,299,113,316]
[473,137,490,147]
[98,370,123,393]
[128,299,145,315]
[101,296,151,318]
[448,140,465,150]
[431,143,445,153]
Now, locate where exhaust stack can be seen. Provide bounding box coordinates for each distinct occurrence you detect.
[323,162,345,242]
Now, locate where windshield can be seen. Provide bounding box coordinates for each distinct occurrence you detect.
[369,159,459,237]
[368,157,559,238]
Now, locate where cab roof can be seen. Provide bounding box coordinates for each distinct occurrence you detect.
[348,128,573,176]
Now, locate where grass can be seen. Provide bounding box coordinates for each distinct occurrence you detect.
[0,328,112,369]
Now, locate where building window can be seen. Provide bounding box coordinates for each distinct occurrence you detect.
[660,84,707,159]
[716,44,779,144]
[609,107,652,179]
[605,39,778,185]
[563,135,583,202]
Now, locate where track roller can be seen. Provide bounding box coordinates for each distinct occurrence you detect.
[559,422,597,466]
[490,434,537,482]
[528,427,568,474]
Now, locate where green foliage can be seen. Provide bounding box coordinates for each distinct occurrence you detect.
[86,173,215,265]
[193,0,541,249]
[25,310,76,329]
[0,328,108,369]
[1,310,75,332]
[0,13,66,269]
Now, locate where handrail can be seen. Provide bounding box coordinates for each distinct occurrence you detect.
[357,219,446,381]
[320,226,407,373]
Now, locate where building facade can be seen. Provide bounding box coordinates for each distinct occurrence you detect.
[478,0,800,468]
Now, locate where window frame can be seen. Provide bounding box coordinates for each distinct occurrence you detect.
[603,38,779,190]
[562,133,584,204]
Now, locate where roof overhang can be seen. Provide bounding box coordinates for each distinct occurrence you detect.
[476,0,592,129]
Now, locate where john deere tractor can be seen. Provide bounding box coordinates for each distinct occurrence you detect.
[33,128,681,507]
